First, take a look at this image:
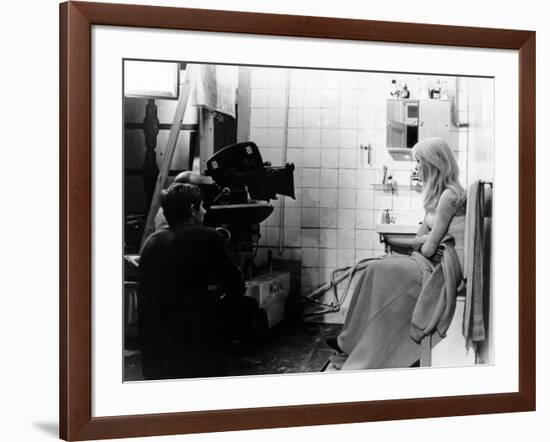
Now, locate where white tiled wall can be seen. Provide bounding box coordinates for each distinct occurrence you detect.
[465,78,494,184]
[248,67,468,323]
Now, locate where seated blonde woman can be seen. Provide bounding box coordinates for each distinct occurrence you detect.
[326,137,466,370]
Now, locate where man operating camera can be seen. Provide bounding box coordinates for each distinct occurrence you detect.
[138,182,258,379]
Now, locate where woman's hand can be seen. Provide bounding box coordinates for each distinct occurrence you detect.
[411,234,429,252]
[412,219,430,252]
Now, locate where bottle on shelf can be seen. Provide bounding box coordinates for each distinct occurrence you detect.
[431,79,441,99]
[390,79,401,98]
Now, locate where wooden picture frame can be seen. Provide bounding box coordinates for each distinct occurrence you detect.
[60,1,536,440]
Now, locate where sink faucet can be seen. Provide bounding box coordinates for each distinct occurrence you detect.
[381,209,396,224]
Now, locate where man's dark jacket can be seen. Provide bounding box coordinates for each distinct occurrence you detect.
[137,222,246,378]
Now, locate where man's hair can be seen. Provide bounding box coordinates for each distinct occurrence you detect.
[160,183,203,227]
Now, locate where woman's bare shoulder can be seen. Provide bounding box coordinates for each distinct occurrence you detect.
[438,189,465,214]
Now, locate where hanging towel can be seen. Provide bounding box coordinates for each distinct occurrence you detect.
[410,239,463,343]
[463,180,486,350]
[194,64,239,118]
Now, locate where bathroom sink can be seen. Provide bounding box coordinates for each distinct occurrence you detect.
[376,223,421,254]
[375,224,420,235]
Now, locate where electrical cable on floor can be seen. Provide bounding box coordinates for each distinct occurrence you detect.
[299,255,388,317]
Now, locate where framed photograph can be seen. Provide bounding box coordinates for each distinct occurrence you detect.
[60,1,535,440]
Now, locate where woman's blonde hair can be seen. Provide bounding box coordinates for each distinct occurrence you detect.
[412,137,465,211]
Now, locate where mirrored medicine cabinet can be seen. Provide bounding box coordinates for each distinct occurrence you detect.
[386,99,451,161]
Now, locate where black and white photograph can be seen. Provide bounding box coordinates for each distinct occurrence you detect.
[3,0,547,440]
[123,60,494,382]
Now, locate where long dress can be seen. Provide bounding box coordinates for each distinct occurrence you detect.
[336,198,466,370]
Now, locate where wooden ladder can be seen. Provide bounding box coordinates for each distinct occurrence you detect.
[140,66,195,248]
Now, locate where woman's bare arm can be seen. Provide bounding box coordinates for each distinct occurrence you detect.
[411,217,430,251]
[420,190,459,257]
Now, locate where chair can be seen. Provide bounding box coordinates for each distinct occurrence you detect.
[420,180,492,367]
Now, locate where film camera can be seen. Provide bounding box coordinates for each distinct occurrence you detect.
[200,141,295,277]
